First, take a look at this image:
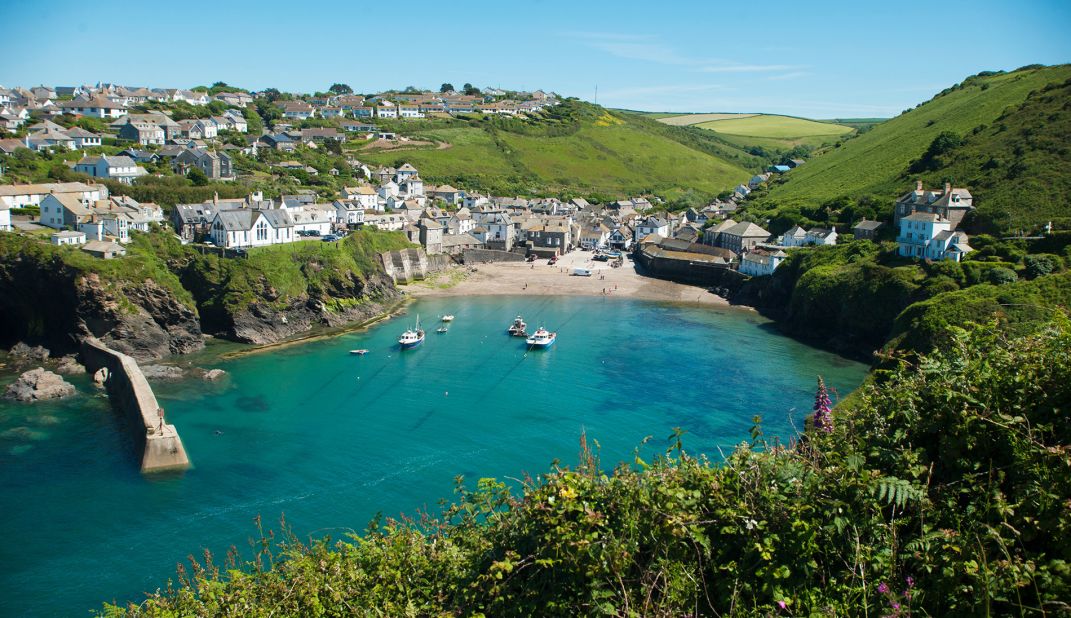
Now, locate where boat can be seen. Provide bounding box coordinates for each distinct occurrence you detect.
[349,349,369,355]
[525,327,556,349]
[507,315,528,337]
[398,315,425,350]
[436,326,448,333]
[441,315,454,322]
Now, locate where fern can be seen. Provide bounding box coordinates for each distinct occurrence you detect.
[873,477,925,509]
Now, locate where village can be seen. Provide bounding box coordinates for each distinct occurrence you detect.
[0,80,980,282]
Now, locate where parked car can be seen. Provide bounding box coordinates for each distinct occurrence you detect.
[322,234,339,242]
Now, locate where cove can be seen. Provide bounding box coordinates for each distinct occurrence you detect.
[0,296,868,616]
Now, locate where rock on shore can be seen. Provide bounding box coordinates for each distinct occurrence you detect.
[141,365,186,380]
[4,368,76,402]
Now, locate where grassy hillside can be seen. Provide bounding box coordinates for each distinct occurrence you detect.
[354,100,758,198]
[757,64,1071,231]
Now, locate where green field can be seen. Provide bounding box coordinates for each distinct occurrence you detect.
[354,102,754,196]
[695,115,854,139]
[756,64,1071,231]
[656,113,758,126]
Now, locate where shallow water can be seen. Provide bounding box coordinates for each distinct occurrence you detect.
[0,296,868,615]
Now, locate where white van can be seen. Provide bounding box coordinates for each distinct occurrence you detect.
[572,267,593,277]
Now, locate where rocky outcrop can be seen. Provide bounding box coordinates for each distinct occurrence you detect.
[53,355,86,375]
[0,253,204,362]
[77,275,204,361]
[201,369,226,381]
[4,368,76,402]
[141,364,186,380]
[9,343,50,362]
[226,272,400,345]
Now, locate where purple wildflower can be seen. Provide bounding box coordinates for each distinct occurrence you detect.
[891,602,901,610]
[777,600,787,610]
[877,582,889,594]
[905,576,915,588]
[812,376,834,432]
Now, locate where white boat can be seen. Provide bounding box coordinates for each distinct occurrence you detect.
[525,327,556,349]
[399,315,425,350]
[349,349,369,355]
[441,315,454,322]
[436,326,448,333]
[507,315,527,337]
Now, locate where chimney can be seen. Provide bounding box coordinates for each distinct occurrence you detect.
[916,180,923,192]
[944,182,951,194]
[213,191,218,206]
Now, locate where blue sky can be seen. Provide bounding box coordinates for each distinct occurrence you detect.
[2,0,1068,118]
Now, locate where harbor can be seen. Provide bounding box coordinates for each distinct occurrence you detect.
[0,295,867,615]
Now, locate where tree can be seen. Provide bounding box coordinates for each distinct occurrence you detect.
[909,131,963,173]
[261,88,282,102]
[403,85,419,94]
[463,83,481,96]
[329,83,353,95]
[187,167,209,186]
[440,83,455,93]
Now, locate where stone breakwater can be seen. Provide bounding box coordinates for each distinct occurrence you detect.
[80,337,190,473]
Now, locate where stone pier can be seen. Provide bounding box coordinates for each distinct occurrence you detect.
[80,337,190,473]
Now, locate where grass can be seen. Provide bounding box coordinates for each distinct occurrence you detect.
[656,112,758,126]
[356,102,754,197]
[758,64,1071,223]
[695,115,854,139]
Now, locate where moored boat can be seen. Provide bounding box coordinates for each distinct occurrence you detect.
[349,349,369,355]
[507,315,527,337]
[399,315,425,349]
[525,327,556,349]
[436,326,448,333]
[441,315,454,322]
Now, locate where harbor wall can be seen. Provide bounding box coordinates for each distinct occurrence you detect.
[378,249,450,283]
[636,247,747,288]
[462,249,527,264]
[80,337,190,473]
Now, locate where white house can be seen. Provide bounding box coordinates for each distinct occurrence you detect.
[0,203,11,231]
[65,127,102,149]
[634,216,670,242]
[1,182,106,210]
[74,155,147,184]
[739,247,787,276]
[897,212,973,262]
[50,230,86,245]
[375,102,398,118]
[210,209,295,248]
[781,225,837,247]
[332,200,366,226]
[364,212,408,231]
[289,205,334,236]
[59,96,128,118]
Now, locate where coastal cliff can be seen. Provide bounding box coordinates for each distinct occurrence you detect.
[0,229,416,358]
[0,239,203,361]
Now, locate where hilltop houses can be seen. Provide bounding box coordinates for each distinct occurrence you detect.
[894,181,974,229]
[781,225,838,247]
[73,155,148,184]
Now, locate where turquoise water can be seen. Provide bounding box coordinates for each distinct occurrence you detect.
[0,296,868,616]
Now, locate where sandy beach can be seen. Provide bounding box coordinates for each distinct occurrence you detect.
[402,250,733,306]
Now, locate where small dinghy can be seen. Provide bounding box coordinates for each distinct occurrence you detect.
[441,315,455,322]
[436,326,449,333]
[350,349,369,355]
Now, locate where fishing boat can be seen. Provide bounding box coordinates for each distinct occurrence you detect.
[398,315,425,350]
[436,326,448,333]
[525,327,556,349]
[441,314,454,322]
[349,349,369,355]
[507,315,527,337]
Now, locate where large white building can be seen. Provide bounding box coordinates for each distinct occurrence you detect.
[74,155,147,184]
[897,212,973,262]
[209,209,295,248]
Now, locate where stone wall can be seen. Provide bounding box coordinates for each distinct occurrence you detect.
[80,337,190,473]
[636,247,746,288]
[462,249,528,264]
[378,248,451,283]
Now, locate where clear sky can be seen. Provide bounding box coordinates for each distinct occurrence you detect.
[2,0,1068,118]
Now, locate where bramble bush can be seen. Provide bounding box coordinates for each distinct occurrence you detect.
[102,322,1071,617]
